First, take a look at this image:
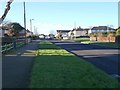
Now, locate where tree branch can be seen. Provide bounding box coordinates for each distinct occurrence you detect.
[0,0,14,24]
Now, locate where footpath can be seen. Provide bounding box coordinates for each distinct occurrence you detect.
[2,40,39,88]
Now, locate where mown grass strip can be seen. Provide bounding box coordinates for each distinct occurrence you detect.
[74,38,120,48]
[30,41,119,88]
[90,42,120,48]
[74,38,90,42]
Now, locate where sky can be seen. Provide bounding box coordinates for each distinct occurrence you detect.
[0,1,118,35]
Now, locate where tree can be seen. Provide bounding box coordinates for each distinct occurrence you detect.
[116,27,120,36]
[55,32,62,39]
[0,0,14,24]
[69,31,74,39]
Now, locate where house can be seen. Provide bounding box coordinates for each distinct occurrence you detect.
[49,34,55,39]
[39,34,45,39]
[26,29,33,37]
[88,26,115,34]
[17,29,33,37]
[18,28,26,37]
[70,27,89,37]
[56,30,71,39]
[56,30,71,37]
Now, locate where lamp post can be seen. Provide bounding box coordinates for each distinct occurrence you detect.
[30,19,34,41]
[30,19,34,33]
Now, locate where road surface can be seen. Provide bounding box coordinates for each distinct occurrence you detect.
[51,40,120,81]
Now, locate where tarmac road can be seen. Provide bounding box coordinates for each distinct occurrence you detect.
[51,40,120,81]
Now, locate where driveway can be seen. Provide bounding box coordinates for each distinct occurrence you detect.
[51,40,120,81]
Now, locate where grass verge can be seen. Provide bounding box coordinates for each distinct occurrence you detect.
[74,38,90,42]
[90,42,120,48]
[30,41,119,88]
[73,38,120,48]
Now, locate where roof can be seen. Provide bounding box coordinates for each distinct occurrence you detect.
[91,26,115,30]
[73,27,90,31]
[83,28,89,31]
[76,28,84,31]
[57,30,71,32]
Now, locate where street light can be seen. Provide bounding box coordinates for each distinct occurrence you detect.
[30,19,34,33]
[30,19,34,41]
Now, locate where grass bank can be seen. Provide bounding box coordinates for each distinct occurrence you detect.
[30,41,119,88]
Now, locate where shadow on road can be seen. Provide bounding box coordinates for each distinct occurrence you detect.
[51,40,120,82]
[2,40,39,88]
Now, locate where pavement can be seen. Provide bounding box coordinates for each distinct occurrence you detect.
[2,40,39,88]
[51,40,120,81]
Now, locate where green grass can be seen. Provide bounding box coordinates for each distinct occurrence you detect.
[74,38,120,48]
[74,38,90,42]
[30,41,119,88]
[90,42,120,48]
[38,40,61,49]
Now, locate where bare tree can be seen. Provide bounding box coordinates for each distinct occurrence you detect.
[0,0,14,24]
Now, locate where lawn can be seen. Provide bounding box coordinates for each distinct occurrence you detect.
[74,38,120,48]
[90,42,120,48]
[74,38,90,42]
[30,41,119,88]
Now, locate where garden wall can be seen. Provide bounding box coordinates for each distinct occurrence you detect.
[90,36,119,42]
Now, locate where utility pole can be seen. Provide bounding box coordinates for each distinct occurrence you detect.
[23,1,27,43]
[23,2,26,29]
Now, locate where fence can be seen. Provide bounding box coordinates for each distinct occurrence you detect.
[1,37,32,53]
[1,43,13,53]
[90,36,116,42]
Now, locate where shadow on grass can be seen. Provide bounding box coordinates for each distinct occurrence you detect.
[50,41,120,82]
[90,42,120,48]
[53,42,120,50]
[30,54,119,88]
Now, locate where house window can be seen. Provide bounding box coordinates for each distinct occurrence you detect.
[97,30,99,32]
[92,30,95,32]
[101,30,104,32]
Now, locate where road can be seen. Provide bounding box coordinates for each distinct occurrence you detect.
[51,40,120,81]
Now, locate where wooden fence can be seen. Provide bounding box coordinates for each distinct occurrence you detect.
[1,37,32,53]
